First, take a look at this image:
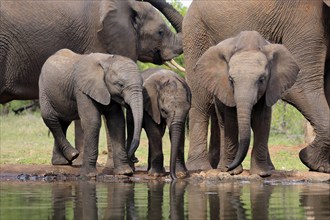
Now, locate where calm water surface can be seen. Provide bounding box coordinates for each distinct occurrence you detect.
[0,180,329,219]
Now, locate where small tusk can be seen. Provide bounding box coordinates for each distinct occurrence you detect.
[170,59,186,72]
[165,60,186,72]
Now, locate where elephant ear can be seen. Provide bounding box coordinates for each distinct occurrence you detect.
[143,79,161,124]
[74,55,111,105]
[194,37,237,107]
[324,0,330,7]
[97,0,139,60]
[262,44,300,107]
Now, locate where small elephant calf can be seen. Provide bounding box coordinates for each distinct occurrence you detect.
[127,68,191,179]
[39,49,144,176]
[195,31,300,177]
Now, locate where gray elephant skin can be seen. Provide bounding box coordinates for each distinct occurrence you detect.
[183,0,330,173]
[195,31,299,176]
[126,68,191,179]
[0,0,183,166]
[39,49,144,176]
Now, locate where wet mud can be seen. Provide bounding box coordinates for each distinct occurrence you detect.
[0,164,329,184]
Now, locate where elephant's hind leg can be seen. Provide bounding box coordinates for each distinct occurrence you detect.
[285,86,330,173]
[44,118,79,164]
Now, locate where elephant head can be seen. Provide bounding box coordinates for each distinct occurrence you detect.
[97,0,183,65]
[195,31,300,171]
[142,69,191,179]
[74,53,144,157]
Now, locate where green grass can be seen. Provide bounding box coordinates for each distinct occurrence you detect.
[0,112,308,171]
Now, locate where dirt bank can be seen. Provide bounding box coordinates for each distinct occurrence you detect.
[0,164,329,184]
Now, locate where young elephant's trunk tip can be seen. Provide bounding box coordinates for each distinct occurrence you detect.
[226,138,250,171]
[128,138,140,160]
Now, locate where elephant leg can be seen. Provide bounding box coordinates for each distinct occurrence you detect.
[284,85,330,173]
[105,102,133,176]
[282,43,330,173]
[209,106,221,169]
[72,120,84,166]
[144,114,166,177]
[79,114,101,176]
[44,118,79,165]
[221,107,243,175]
[251,103,273,177]
[186,105,213,171]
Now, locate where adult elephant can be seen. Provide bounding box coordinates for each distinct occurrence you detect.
[0,0,183,165]
[183,0,330,173]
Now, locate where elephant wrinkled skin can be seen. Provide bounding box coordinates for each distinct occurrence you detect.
[0,0,183,166]
[127,68,191,179]
[195,31,300,176]
[39,49,144,176]
[183,0,330,173]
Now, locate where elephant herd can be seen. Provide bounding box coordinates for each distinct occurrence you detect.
[1,0,329,179]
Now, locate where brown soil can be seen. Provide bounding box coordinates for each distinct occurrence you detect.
[0,164,329,184]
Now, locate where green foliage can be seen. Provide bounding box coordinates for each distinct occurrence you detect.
[270,101,305,146]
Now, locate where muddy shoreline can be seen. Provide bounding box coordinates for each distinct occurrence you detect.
[0,164,329,184]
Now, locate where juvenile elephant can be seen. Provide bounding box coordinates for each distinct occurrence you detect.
[127,68,191,179]
[195,31,300,176]
[183,0,330,173]
[0,0,183,166]
[39,49,143,176]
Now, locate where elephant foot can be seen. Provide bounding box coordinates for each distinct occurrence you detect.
[228,164,243,175]
[186,156,212,171]
[52,155,71,165]
[80,165,98,177]
[250,160,273,177]
[175,163,189,178]
[299,141,330,173]
[52,146,71,165]
[114,165,134,176]
[72,154,83,166]
[148,167,166,177]
[63,147,79,162]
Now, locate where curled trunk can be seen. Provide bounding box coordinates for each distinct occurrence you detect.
[139,0,183,33]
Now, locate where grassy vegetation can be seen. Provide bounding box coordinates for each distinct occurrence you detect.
[0,107,308,171]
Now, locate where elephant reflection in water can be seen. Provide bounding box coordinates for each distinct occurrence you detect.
[49,181,330,219]
[187,183,274,220]
[104,183,136,219]
[50,181,98,220]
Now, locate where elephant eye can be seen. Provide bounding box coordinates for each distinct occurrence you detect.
[158,29,164,38]
[258,76,265,84]
[161,108,167,115]
[117,81,124,89]
[228,76,234,86]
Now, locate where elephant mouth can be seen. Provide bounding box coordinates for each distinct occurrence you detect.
[153,50,164,65]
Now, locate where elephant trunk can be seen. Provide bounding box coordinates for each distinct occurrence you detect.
[168,115,185,180]
[226,100,253,171]
[140,0,183,33]
[126,87,144,160]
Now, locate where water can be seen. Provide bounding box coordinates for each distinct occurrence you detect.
[0,181,329,220]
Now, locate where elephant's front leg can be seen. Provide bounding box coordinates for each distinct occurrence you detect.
[144,114,166,177]
[79,111,102,176]
[186,101,213,171]
[250,102,274,177]
[221,107,243,175]
[105,102,133,175]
